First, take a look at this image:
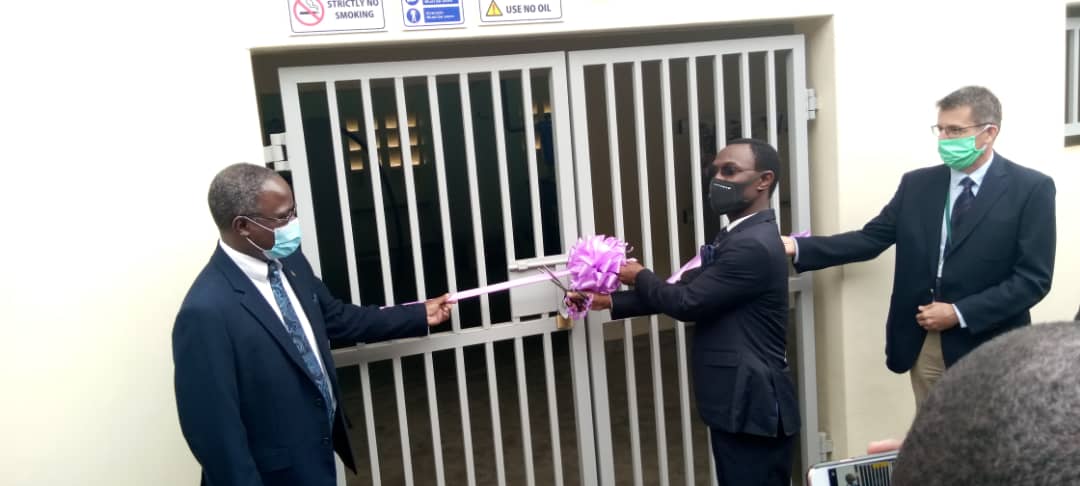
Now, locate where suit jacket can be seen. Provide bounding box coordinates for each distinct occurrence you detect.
[795,154,1055,372]
[611,209,799,438]
[173,246,428,486]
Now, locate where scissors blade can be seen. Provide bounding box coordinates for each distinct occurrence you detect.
[538,265,569,292]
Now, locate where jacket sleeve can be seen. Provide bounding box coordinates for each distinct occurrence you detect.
[173,304,264,486]
[631,237,772,322]
[794,174,905,272]
[955,177,1056,334]
[313,276,429,343]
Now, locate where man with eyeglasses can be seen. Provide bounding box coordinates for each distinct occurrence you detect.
[172,163,452,486]
[781,86,1056,406]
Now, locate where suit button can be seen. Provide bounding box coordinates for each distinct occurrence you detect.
[315,398,324,408]
[322,437,331,446]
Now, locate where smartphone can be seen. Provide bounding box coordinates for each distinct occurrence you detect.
[806,451,898,486]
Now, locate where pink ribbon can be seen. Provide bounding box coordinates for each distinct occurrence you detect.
[664,230,811,284]
[666,254,702,284]
[447,270,571,304]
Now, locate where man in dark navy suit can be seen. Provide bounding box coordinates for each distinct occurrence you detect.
[580,139,798,486]
[173,163,451,486]
[783,86,1056,406]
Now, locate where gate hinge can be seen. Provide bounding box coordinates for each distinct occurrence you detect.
[818,431,833,461]
[264,132,289,171]
[806,88,818,121]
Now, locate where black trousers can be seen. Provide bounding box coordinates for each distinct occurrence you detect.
[710,428,796,486]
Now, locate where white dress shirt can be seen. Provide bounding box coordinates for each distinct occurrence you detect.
[219,241,335,410]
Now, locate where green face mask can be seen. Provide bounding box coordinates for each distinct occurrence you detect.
[938,126,989,170]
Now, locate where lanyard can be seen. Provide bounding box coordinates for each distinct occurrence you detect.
[943,190,953,247]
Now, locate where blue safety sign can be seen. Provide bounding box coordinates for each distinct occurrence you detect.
[401,0,464,28]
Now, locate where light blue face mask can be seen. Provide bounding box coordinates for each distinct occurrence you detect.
[246,217,302,260]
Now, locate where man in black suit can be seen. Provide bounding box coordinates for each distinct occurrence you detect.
[580,139,798,486]
[783,86,1056,406]
[173,163,452,486]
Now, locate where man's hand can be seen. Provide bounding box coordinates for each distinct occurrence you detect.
[566,292,612,311]
[618,261,644,285]
[916,302,958,332]
[425,293,452,326]
[867,438,903,454]
[780,236,796,257]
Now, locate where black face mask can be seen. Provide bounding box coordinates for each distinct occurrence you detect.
[708,178,753,217]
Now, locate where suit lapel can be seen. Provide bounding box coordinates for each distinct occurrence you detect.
[948,155,1010,254]
[922,166,951,278]
[212,247,319,385]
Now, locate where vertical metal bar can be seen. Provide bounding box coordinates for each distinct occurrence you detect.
[688,57,705,248]
[514,336,536,486]
[661,58,679,278]
[277,79,322,274]
[459,73,492,327]
[430,75,477,486]
[566,55,607,486]
[360,363,382,485]
[361,78,396,304]
[542,332,565,486]
[787,41,823,468]
[491,71,517,264]
[323,82,362,304]
[455,347,477,486]
[521,70,545,257]
[765,50,778,148]
[424,352,446,486]
[713,55,727,149]
[622,324,643,486]
[607,61,644,486]
[681,57,702,485]
[489,71,513,486]
[393,357,414,486]
[634,60,670,486]
[394,77,427,299]
[427,76,463,331]
[739,52,752,139]
[765,50,782,230]
[712,56,730,228]
[486,341,507,486]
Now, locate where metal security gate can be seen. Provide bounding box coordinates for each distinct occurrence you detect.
[279,52,595,486]
[567,35,819,485]
[278,34,818,486]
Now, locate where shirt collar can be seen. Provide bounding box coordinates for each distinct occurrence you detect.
[726,209,763,231]
[219,240,277,282]
[950,150,995,188]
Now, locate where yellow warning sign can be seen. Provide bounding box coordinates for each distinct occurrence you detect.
[486,0,503,16]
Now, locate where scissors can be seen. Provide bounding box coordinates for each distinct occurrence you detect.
[537,265,570,293]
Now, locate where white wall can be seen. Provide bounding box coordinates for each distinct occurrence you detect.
[2,1,1074,484]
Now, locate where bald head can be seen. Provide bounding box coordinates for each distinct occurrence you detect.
[892,321,1080,485]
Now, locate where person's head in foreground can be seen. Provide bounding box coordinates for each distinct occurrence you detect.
[892,321,1080,485]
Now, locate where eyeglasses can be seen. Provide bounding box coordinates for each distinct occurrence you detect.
[709,162,759,178]
[930,123,992,137]
[245,207,297,226]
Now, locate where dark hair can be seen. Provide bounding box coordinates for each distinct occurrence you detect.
[207,163,277,230]
[726,138,781,196]
[892,321,1080,485]
[937,86,1002,126]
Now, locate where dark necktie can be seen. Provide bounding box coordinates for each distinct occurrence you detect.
[268,263,334,423]
[951,177,976,231]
